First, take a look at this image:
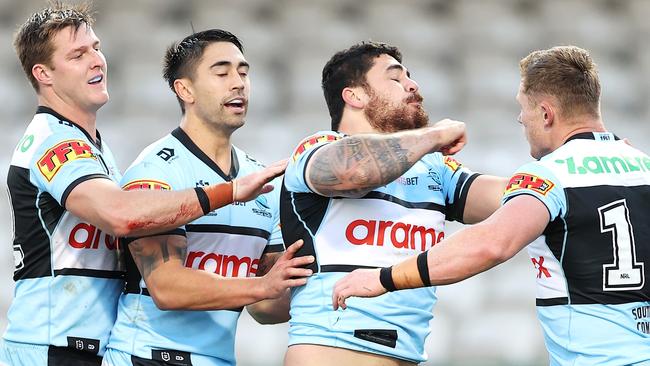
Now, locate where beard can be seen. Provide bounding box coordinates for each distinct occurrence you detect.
[363,90,428,133]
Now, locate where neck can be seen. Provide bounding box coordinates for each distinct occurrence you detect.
[337,108,377,135]
[38,93,98,139]
[552,115,607,151]
[180,112,233,172]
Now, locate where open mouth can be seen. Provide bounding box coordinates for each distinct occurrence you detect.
[88,75,103,85]
[224,98,246,112]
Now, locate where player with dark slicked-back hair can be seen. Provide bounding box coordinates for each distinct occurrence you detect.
[281,41,508,366]
[102,29,313,366]
[334,45,650,366]
[2,4,288,366]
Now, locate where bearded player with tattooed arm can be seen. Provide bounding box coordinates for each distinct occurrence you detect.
[281,42,507,366]
[334,46,650,365]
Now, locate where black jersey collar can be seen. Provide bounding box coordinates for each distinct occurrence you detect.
[564,131,619,144]
[171,127,239,181]
[36,106,103,151]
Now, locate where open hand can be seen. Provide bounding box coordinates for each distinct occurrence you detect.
[331,268,386,310]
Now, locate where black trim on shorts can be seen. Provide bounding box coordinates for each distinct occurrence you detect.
[536,297,569,306]
[320,264,378,273]
[129,288,243,312]
[53,268,124,279]
[61,174,111,208]
[47,345,102,366]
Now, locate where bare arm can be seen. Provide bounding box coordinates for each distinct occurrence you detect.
[461,175,509,224]
[306,120,466,198]
[65,159,287,237]
[131,237,313,311]
[246,251,292,324]
[332,195,550,309]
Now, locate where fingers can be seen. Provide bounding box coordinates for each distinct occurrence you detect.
[283,239,304,258]
[259,184,274,194]
[263,159,288,180]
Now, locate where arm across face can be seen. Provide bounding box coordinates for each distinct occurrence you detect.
[332,194,550,309]
[305,119,467,198]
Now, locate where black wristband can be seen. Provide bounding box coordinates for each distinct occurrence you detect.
[417,251,431,287]
[194,187,211,215]
[379,266,397,292]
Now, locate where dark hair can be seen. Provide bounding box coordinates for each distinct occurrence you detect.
[322,42,402,131]
[14,1,94,91]
[163,29,243,114]
[519,45,601,119]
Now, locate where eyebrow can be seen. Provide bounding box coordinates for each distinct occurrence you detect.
[209,60,250,69]
[386,64,410,78]
[66,40,100,57]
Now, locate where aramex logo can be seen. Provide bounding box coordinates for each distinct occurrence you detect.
[345,219,443,251]
[69,223,119,250]
[185,251,259,277]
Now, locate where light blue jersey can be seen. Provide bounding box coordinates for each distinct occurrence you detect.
[105,128,282,366]
[503,132,650,365]
[3,107,123,360]
[280,131,479,363]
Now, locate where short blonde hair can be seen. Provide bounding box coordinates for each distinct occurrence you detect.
[519,46,600,119]
[14,1,95,91]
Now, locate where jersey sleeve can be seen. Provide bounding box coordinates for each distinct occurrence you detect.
[429,154,481,223]
[120,158,186,237]
[284,131,344,193]
[501,162,566,220]
[31,133,111,207]
[264,176,284,253]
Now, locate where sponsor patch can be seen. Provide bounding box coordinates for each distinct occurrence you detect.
[292,134,341,161]
[504,173,555,196]
[443,156,461,172]
[122,179,171,191]
[37,139,95,181]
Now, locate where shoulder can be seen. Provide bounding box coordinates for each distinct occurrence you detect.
[290,130,344,160]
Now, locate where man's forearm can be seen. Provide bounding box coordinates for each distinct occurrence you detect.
[306,127,447,198]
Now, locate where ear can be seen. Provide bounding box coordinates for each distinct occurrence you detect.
[341,87,366,109]
[32,64,53,87]
[540,101,555,128]
[173,79,194,106]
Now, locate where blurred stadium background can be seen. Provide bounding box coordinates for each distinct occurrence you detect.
[1,0,649,365]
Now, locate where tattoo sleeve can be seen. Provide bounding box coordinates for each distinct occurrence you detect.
[307,135,412,197]
[256,252,282,277]
[130,235,188,280]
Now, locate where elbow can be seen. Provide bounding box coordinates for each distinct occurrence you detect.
[149,287,183,311]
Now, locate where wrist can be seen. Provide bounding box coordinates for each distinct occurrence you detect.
[199,181,234,213]
[379,266,397,292]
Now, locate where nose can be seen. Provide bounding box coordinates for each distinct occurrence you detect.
[231,72,245,91]
[90,48,106,71]
[404,77,419,93]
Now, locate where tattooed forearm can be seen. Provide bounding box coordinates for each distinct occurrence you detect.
[308,135,414,197]
[256,253,281,277]
[130,236,188,280]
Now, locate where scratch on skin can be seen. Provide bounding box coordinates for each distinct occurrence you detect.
[126,203,198,232]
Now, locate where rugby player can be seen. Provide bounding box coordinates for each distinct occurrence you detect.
[334,45,650,365]
[102,29,312,366]
[281,41,508,365]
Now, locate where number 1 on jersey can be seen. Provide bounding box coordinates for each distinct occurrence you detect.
[599,199,645,291]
